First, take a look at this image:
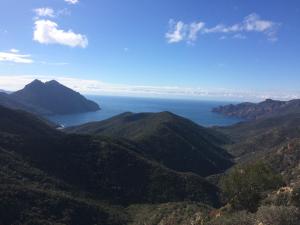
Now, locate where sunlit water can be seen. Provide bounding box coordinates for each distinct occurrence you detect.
[47,95,242,127]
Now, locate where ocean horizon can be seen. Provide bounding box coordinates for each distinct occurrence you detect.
[47,95,242,127]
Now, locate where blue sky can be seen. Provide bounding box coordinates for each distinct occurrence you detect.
[0,0,299,100]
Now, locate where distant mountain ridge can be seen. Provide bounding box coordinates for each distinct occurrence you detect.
[0,79,100,115]
[65,111,233,177]
[212,98,300,120]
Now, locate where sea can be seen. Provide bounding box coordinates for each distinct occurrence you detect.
[47,95,242,128]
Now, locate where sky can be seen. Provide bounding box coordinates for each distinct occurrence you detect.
[0,0,300,100]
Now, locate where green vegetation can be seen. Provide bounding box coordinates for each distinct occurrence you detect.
[3,95,300,224]
[220,162,283,212]
[65,111,233,176]
[0,105,224,224]
[127,202,211,225]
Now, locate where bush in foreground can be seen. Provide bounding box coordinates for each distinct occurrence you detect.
[220,162,283,212]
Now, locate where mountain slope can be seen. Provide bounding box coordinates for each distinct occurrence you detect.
[0,92,48,114]
[216,113,300,161]
[6,79,100,115]
[0,145,127,225]
[0,106,221,211]
[213,99,300,120]
[65,111,233,177]
[0,105,59,138]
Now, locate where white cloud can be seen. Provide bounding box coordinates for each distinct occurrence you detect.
[166,20,205,44]
[33,20,88,48]
[166,13,280,44]
[243,13,279,41]
[205,13,279,41]
[0,50,33,64]
[0,75,299,101]
[34,7,55,18]
[65,0,79,5]
[188,22,205,42]
[33,7,71,19]
[9,48,20,53]
[165,20,187,43]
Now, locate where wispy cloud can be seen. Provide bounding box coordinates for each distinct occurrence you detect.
[0,75,298,101]
[33,7,71,18]
[165,20,205,43]
[34,7,55,18]
[33,20,88,48]
[65,0,79,5]
[0,50,33,64]
[166,13,280,44]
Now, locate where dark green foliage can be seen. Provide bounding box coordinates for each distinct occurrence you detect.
[127,202,211,225]
[208,206,300,225]
[217,113,300,162]
[13,134,220,206]
[66,111,233,176]
[220,162,284,212]
[256,205,300,225]
[0,105,60,138]
[208,211,254,225]
[0,185,127,225]
[0,144,127,225]
[0,105,222,224]
[291,187,300,207]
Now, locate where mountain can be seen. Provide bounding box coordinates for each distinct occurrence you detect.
[0,92,38,113]
[0,104,59,138]
[65,111,233,177]
[212,98,300,120]
[216,112,300,162]
[214,112,300,192]
[0,105,221,224]
[9,79,100,115]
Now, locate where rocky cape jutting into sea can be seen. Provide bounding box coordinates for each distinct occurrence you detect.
[0,79,100,116]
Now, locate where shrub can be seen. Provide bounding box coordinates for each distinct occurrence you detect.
[256,205,300,225]
[291,187,300,207]
[220,162,283,212]
[208,211,254,225]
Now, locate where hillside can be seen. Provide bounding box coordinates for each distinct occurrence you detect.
[65,111,233,177]
[0,92,49,114]
[0,145,128,225]
[213,98,300,120]
[217,113,300,160]
[0,105,222,224]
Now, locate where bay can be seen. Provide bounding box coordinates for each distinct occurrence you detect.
[47,95,242,127]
